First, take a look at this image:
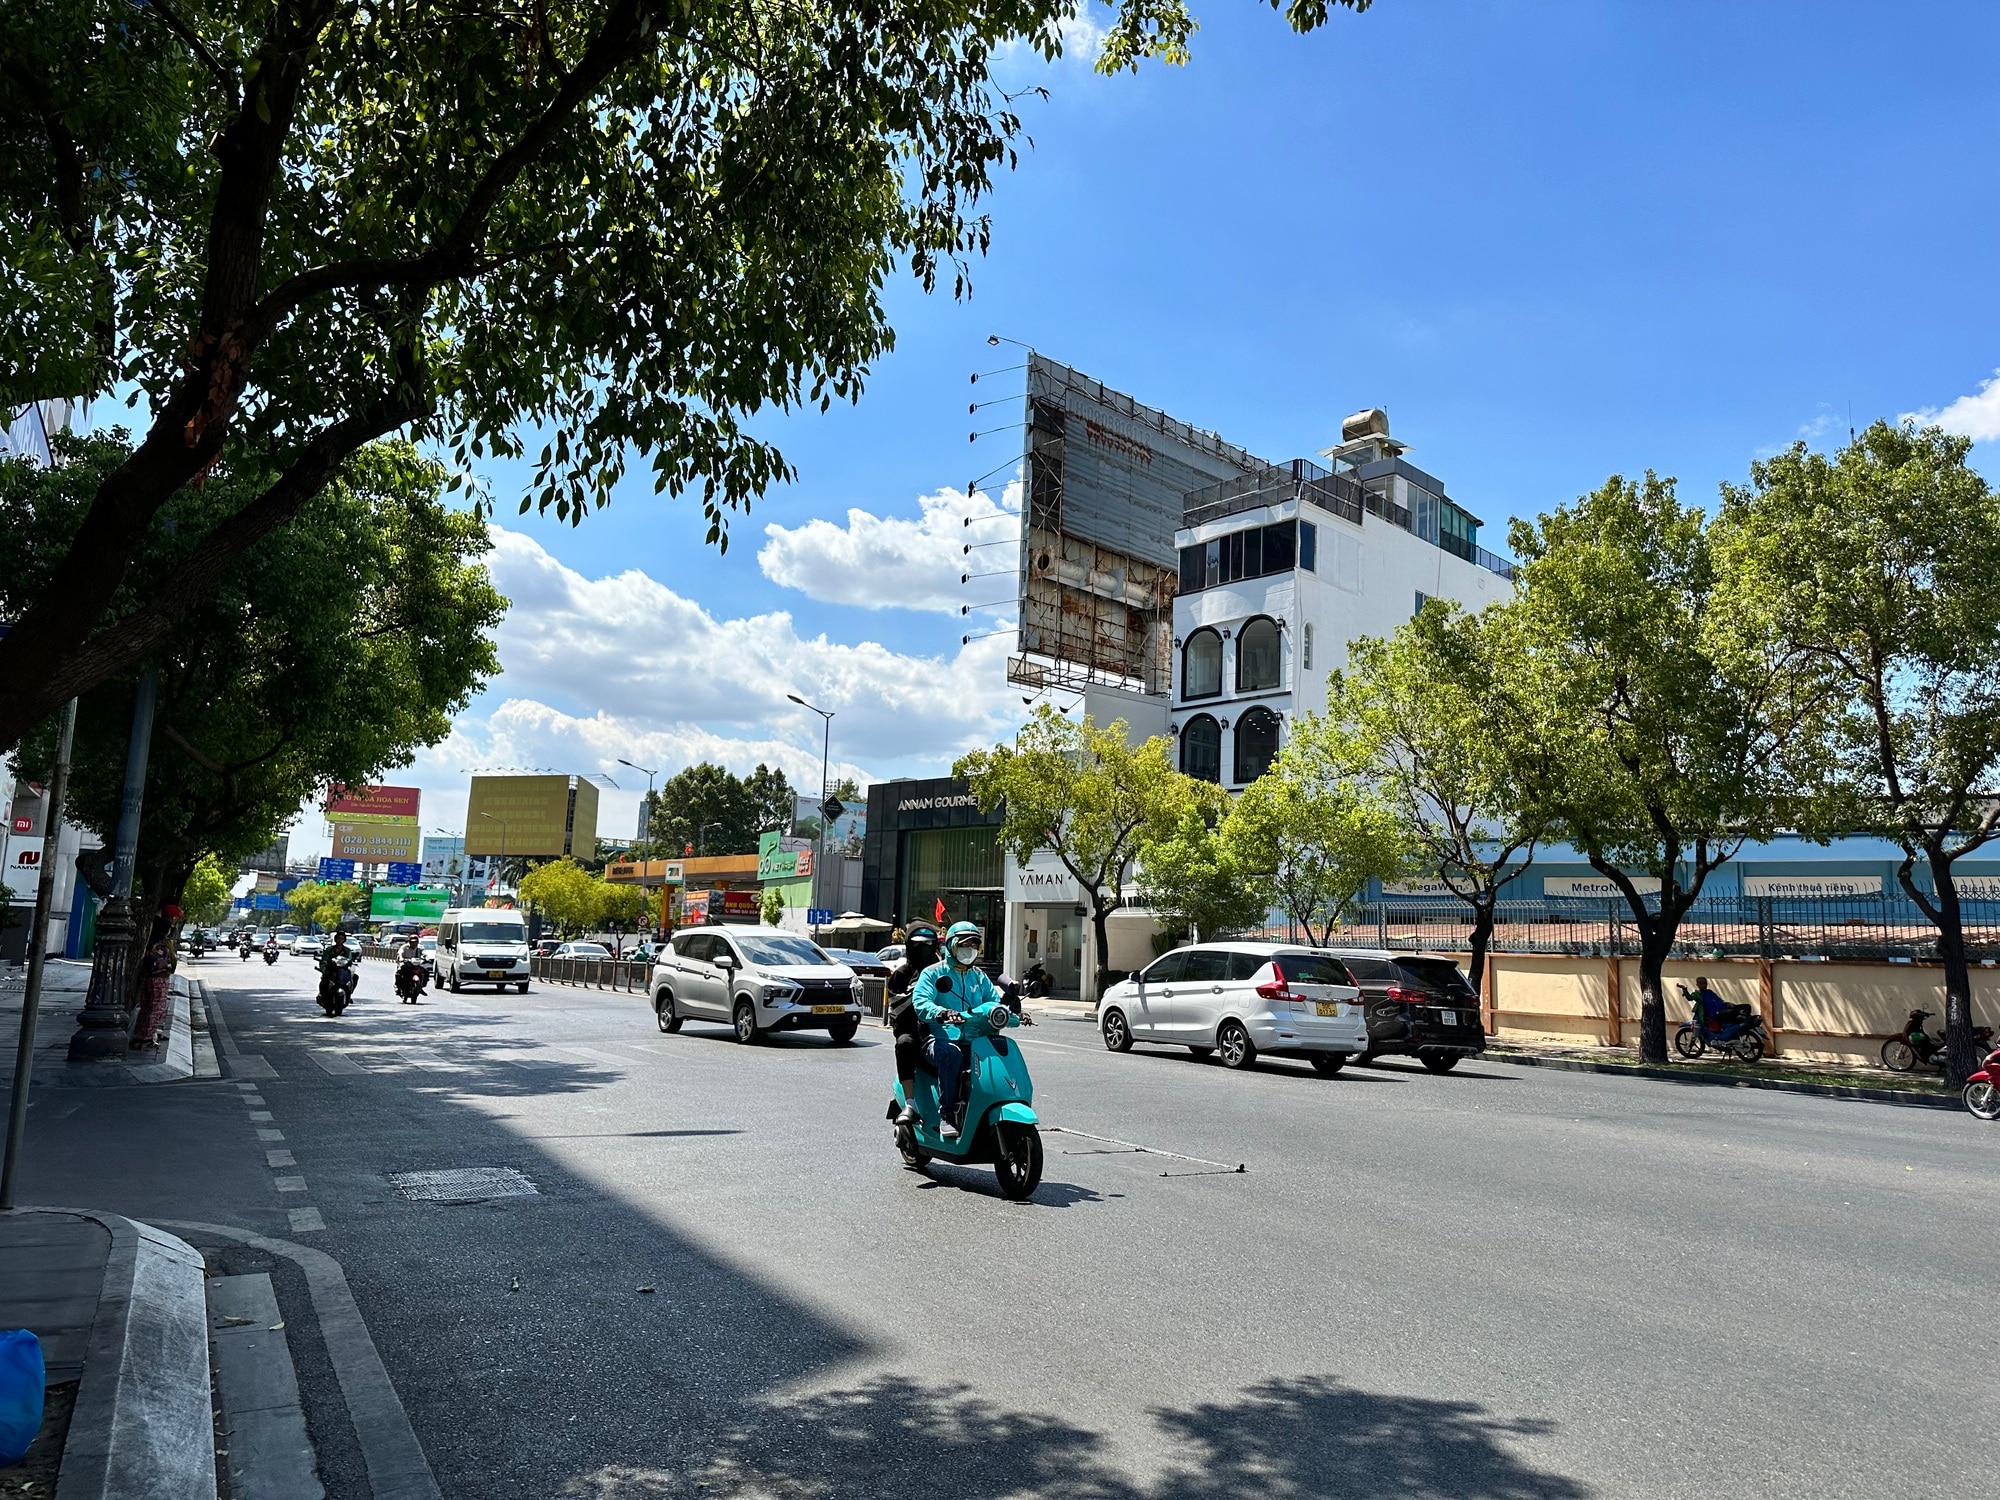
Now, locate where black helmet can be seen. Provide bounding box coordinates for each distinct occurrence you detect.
[906,925,939,962]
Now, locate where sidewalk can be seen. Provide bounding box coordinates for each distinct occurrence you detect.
[0,1207,214,1497]
[0,960,218,1088]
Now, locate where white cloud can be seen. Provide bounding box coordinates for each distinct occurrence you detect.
[1905,369,2000,443]
[757,482,1020,616]
[286,524,1032,857]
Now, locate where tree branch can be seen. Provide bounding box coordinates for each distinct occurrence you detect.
[132,0,240,106]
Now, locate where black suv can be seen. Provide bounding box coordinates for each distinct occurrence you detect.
[1329,949,1485,1072]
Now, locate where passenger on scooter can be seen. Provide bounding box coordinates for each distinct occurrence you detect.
[887,925,940,1128]
[912,920,1003,1141]
[396,934,426,1001]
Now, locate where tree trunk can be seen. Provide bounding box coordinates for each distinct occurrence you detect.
[1090,897,1113,1012]
[1634,925,1673,1063]
[1928,849,1981,1088]
[1465,899,1496,999]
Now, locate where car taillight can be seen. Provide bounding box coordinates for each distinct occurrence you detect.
[1385,985,1418,1005]
[1256,978,1290,1001]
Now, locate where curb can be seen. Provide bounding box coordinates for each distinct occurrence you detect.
[1484,1048,1963,1110]
[163,1221,441,1500]
[47,982,194,1087]
[11,1208,216,1500]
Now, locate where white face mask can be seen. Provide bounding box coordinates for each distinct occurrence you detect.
[953,940,982,964]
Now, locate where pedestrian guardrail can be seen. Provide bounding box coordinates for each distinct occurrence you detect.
[528,955,651,993]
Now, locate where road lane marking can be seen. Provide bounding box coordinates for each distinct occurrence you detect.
[258,1129,285,1142]
[249,1110,274,1122]
[267,1150,296,1167]
[275,1175,307,1193]
[307,1048,371,1075]
[286,1207,326,1233]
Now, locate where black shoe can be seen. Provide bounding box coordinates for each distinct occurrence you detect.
[895,1104,917,1127]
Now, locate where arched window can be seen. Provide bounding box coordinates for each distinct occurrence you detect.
[1237,616,1281,692]
[1180,715,1221,783]
[1234,707,1281,783]
[1182,628,1222,700]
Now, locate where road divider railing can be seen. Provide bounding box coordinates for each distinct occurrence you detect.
[528,955,651,993]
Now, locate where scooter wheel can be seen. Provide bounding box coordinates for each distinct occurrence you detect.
[1965,1081,2000,1121]
[1881,1038,1918,1072]
[1729,1033,1765,1064]
[1673,1026,1705,1060]
[993,1121,1043,1200]
[897,1128,930,1172]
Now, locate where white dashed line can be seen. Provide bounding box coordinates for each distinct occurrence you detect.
[266,1150,296,1167]
[248,1110,274,1122]
[274,1175,307,1193]
[287,1207,326,1233]
[258,1129,285,1142]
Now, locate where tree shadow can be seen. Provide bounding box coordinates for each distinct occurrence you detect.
[553,1373,1591,1499]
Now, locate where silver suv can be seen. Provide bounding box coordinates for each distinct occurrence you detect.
[651,926,864,1044]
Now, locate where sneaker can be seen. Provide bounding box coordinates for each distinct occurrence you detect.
[940,1116,960,1141]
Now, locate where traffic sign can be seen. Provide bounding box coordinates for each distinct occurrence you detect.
[820,796,845,823]
[807,908,834,926]
[385,861,423,886]
[317,857,356,881]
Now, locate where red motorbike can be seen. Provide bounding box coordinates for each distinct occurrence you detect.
[1965,1044,2000,1121]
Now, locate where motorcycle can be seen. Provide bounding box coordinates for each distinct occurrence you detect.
[1965,1043,2000,1121]
[1673,985,1769,1063]
[239,938,255,962]
[887,999,1043,1200]
[395,958,429,1005]
[262,943,280,966]
[317,950,358,1016]
[1882,1008,1995,1072]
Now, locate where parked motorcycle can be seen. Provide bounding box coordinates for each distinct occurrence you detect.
[1965,1043,2000,1121]
[317,950,358,1016]
[887,1000,1043,1199]
[1673,985,1768,1063]
[1881,1009,1996,1073]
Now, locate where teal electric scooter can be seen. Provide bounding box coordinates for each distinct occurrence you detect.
[888,1001,1044,1199]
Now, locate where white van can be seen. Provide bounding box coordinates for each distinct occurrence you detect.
[435,907,532,993]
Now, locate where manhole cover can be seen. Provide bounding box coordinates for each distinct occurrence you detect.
[386,1167,539,1203]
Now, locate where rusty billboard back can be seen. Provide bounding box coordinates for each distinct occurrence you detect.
[1013,355,1265,695]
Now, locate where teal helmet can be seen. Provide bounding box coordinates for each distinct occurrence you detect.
[943,920,984,963]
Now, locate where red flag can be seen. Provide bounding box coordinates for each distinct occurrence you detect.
[934,898,946,924]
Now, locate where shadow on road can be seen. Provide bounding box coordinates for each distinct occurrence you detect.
[554,1373,1590,1499]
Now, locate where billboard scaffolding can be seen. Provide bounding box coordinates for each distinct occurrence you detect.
[1011,355,1265,696]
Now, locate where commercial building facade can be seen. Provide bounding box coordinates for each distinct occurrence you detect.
[860,777,1006,964]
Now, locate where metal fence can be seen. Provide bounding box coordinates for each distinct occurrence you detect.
[1277,897,2000,963]
[528,955,652,992]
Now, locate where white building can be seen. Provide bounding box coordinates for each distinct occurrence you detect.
[1169,410,1516,785]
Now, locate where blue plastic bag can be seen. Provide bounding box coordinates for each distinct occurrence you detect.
[0,1328,45,1467]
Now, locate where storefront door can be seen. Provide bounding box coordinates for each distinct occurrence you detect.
[1022,906,1084,999]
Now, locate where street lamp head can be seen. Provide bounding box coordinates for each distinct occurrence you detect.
[787,694,806,707]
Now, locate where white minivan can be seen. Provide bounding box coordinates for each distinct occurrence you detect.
[435,907,532,993]
[1095,941,1367,1072]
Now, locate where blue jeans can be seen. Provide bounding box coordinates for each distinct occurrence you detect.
[926,1032,965,1122]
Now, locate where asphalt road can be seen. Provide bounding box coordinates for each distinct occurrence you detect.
[19,952,2000,1498]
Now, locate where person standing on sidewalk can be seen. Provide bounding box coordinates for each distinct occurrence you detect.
[130,905,179,1048]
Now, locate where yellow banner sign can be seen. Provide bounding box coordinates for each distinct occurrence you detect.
[331,819,421,862]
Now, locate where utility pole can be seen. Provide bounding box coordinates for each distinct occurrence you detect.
[70,667,159,1061]
[788,695,835,940]
[2,697,76,1207]
[618,759,659,937]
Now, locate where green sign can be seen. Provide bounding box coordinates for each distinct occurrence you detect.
[370,886,452,920]
[757,830,810,881]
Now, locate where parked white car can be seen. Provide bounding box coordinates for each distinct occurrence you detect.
[551,942,613,959]
[649,925,863,1044]
[1095,941,1367,1071]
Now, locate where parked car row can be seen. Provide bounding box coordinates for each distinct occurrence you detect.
[1097,943,1484,1074]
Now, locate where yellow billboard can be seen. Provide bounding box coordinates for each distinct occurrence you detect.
[464,775,599,858]
[331,820,421,862]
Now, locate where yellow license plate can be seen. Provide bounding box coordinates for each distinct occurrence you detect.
[486,970,508,979]
[812,1004,845,1015]
[1314,1001,1342,1017]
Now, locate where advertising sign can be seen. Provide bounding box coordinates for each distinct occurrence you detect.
[1381,878,1463,898]
[8,784,45,837]
[326,784,422,820]
[757,830,815,880]
[464,774,599,858]
[370,887,452,920]
[1005,851,1080,905]
[4,835,45,895]
[331,821,422,863]
[720,890,761,921]
[1741,874,1883,898]
[1543,876,1663,898]
[793,794,866,858]
[1954,876,2000,899]
[680,890,711,923]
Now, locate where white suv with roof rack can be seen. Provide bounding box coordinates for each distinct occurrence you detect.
[1095,941,1366,1071]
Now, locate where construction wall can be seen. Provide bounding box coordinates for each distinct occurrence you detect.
[1472,953,2000,1061]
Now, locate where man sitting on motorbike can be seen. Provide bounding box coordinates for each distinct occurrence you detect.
[1695,975,1752,1031]
[911,920,1003,1141]
[887,926,940,1127]
[319,929,356,996]
[396,934,427,1001]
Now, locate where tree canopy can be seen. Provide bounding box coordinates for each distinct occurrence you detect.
[285,879,366,932]
[4,431,503,941]
[650,761,794,857]
[957,705,1201,995]
[0,0,1368,751]
[1136,801,1266,943]
[1505,472,1830,1060]
[1720,421,2000,1081]
[1324,599,1545,992]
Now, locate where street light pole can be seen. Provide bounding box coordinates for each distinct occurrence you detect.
[619,759,660,938]
[787,694,835,939]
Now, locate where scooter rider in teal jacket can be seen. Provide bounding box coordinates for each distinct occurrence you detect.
[912,921,1002,1140]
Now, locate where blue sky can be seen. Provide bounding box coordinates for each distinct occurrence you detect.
[301,0,2000,852]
